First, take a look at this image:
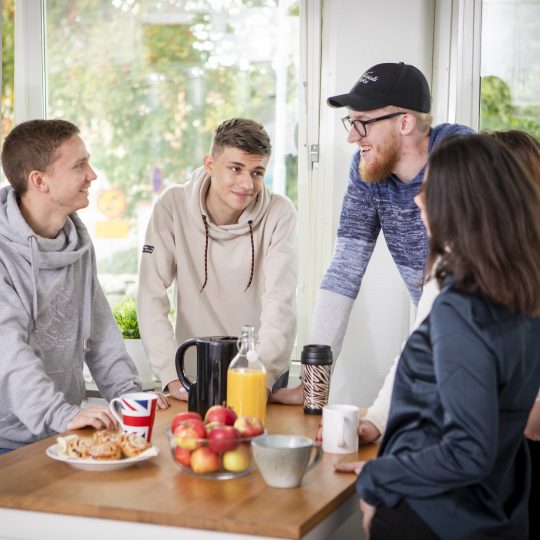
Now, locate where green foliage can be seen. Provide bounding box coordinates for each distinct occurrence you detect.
[1,0,15,140]
[480,75,540,138]
[44,0,299,216]
[285,153,298,206]
[113,298,140,339]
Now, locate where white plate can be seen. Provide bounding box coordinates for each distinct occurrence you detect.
[46,442,160,471]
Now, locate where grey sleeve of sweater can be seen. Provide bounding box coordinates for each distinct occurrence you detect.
[309,288,355,367]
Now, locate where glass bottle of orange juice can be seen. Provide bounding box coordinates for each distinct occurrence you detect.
[227,325,267,423]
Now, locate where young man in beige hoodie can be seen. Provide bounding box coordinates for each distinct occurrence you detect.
[137,118,298,401]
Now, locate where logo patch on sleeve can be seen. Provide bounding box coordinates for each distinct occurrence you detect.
[142,245,154,254]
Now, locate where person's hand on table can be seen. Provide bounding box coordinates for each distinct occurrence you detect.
[149,391,170,409]
[360,498,376,540]
[166,379,188,401]
[358,419,381,444]
[316,418,380,445]
[333,459,366,475]
[66,406,119,431]
[269,382,303,405]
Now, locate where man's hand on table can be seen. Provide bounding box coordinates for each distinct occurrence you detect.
[166,379,188,401]
[315,418,381,444]
[269,382,303,404]
[66,406,119,431]
[151,391,170,409]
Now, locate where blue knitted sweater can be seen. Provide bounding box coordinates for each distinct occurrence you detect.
[320,123,473,305]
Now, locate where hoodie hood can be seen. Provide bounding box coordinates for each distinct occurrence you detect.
[182,166,273,292]
[0,186,94,346]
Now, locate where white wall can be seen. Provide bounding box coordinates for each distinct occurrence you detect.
[315,0,435,406]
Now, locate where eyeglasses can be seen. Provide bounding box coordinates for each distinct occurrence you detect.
[341,112,406,137]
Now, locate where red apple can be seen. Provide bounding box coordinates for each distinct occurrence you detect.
[174,419,207,450]
[222,444,251,472]
[174,446,191,467]
[234,415,264,438]
[190,446,220,474]
[208,426,240,453]
[204,404,237,426]
[171,411,202,433]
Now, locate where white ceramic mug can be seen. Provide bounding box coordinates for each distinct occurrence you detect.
[109,392,158,443]
[322,404,359,454]
[252,434,323,488]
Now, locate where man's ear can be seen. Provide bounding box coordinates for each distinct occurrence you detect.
[399,113,416,136]
[203,154,214,174]
[27,170,49,192]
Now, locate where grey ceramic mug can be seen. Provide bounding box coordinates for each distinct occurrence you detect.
[252,434,323,488]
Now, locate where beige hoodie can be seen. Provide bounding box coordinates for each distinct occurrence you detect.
[137,167,298,388]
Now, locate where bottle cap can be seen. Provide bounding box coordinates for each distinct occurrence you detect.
[300,344,333,366]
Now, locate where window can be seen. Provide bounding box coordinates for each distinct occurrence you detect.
[480,0,540,136]
[1,0,15,186]
[44,0,300,303]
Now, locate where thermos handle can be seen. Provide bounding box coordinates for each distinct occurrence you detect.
[175,338,198,392]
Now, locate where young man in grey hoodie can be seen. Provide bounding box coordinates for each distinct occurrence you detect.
[0,119,168,452]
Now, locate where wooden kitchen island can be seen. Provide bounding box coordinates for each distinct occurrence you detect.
[0,402,378,540]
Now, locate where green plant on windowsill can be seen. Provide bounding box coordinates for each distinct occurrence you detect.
[113,298,140,339]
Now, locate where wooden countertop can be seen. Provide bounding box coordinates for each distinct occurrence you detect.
[0,402,378,539]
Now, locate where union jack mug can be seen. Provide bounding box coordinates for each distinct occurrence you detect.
[109,392,158,442]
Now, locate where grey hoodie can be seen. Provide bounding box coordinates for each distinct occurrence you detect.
[0,186,141,449]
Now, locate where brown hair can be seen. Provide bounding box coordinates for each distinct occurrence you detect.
[488,130,540,178]
[1,119,80,196]
[424,133,540,314]
[210,118,271,158]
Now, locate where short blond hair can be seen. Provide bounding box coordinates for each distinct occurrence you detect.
[387,105,432,133]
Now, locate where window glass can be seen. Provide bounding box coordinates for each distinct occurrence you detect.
[480,0,540,137]
[1,0,15,186]
[45,0,299,303]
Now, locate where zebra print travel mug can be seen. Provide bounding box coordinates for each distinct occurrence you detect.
[301,345,333,415]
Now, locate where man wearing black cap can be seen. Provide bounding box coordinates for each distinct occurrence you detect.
[276,62,473,406]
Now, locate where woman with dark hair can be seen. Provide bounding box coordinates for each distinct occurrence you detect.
[351,134,540,539]
[489,130,540,540]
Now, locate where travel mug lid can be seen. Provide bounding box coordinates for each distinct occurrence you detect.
[300,344,333,365]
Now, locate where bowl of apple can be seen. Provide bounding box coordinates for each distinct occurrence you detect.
[167,405,265,479]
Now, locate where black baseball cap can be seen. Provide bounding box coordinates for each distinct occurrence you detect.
[327,62,431,113]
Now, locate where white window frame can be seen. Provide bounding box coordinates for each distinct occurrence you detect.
[432,0,482,129]
[13,0,324,371]
[296,0,325,358]
[14,0,47,123]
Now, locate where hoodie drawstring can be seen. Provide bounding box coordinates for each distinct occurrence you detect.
[200,215,209,292]
[28,236,40,329]
[199,216,255,293]
[244,220,254,292]
[81,248,94,351]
